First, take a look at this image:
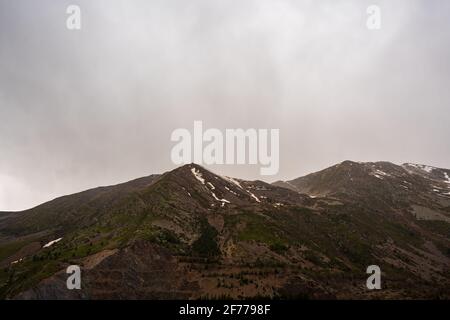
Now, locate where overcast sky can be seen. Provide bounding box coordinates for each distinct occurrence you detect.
[1,0,450,211]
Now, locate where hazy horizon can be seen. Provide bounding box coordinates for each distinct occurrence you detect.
[1,0,450,211]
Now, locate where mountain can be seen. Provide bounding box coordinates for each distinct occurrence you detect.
[274,161,450,220]
[0,162,449,299]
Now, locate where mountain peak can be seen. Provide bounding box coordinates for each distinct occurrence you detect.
[339,160,359,166]
[167,162,210,175]
[274,160,450,209]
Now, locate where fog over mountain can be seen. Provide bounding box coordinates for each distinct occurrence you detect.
[1,0,450,211]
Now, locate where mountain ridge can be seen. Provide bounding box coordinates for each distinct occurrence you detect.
[0,161,449,299]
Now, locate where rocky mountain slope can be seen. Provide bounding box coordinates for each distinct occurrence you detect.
[0,162,449,299]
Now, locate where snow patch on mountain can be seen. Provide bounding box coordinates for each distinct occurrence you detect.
[191,168,205,184]
[43,238,62,248]
[370,169,391,180]
[11,258,23,265]
[224,186,238,196]
[444,172,450,184]
[247,191,261,202]
[222,175,260,202]
[211,192,230,206]
[274,203,283,207]
[222,176,243,189]
[405,163,435,173]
